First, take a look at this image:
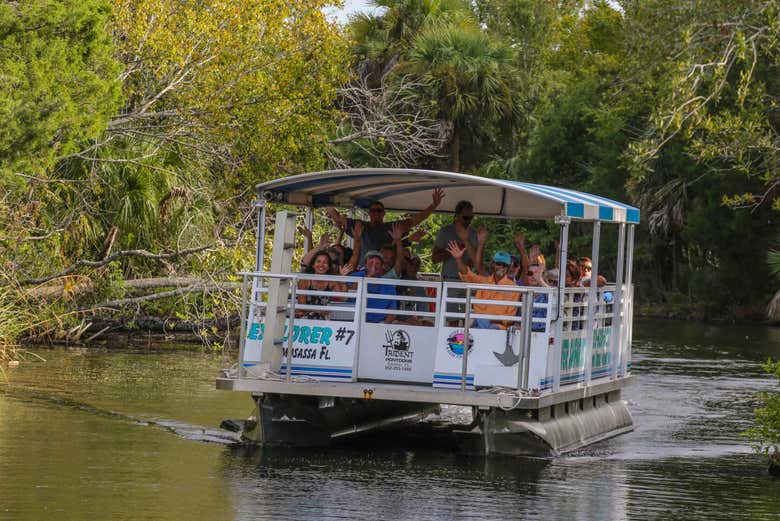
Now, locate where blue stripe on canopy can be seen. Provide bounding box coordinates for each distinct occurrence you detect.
[255,168,640,224]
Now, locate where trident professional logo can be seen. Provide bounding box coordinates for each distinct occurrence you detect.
[445,330,474,358]
[382,329,413,371]
[383,330,411,351]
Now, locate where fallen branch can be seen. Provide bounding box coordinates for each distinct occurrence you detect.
[24,277,239,300]
[80,281,236,311]
[22,243,229,285]
[81,285,202,310]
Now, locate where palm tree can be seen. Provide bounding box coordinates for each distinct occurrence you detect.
[401,23,522,171]
[349,0,473,85]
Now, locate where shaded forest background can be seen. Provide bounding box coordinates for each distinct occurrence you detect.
[1,0,778,349]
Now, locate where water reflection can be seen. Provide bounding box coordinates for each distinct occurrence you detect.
[222,446,552,521]
[0,320,779,520]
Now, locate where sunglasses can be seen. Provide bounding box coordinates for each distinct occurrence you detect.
[369,208,385,214]
[581,266,592,271]
[494,262,508,268]
[461,215,474,221]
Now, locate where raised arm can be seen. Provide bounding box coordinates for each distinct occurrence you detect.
[390,223,405,275]
[300,231,331,267]
[404,188,444,230]
[515,231,528,275]
[325,207,347,230]
[475,227,488,274]
[345,221,363,269]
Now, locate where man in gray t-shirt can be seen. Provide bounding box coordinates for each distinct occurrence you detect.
[433,200,478,280]
[325,189,444,267]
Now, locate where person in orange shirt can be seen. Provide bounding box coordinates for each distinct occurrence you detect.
[446,241,520,330]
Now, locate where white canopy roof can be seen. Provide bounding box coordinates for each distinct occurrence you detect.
[256,168,640,224]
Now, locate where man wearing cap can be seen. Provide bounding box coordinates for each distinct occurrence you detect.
[325,188,444,266]
[446,242,520,330]
[347,222,404,323]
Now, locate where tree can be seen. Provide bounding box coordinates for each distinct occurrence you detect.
[1,1,353,345]
[622,0,780,211]
[0,0,121,184]
[400,23,522,171]
[349,0,473,87]
[107,0,349,183]
[345,1,523,171]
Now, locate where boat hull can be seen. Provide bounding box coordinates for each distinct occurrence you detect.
[239,388,632,456]
[242,393,440,447]
[456,390,633,456]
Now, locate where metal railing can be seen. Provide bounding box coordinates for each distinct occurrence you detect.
[236,271,631,393]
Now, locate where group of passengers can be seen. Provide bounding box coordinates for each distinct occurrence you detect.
[296,188,607,329]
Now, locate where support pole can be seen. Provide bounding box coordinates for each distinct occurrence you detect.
[238,274,249,379]
[517,291,533,390]
[255,201,267,272]
[461,289,472,391]
[304,207,314,252]
[622,224,636,376]
[285,281,297,382]
[552,216,570,392]
[610,223,626,379]
[584,221,601,386]
[260,210,297,373]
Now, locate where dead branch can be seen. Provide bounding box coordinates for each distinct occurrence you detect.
[328,76,447,168]
[81,281,234,310]
[22,243,229,286]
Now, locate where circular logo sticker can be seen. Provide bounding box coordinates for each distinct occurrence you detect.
[445,330,474,358]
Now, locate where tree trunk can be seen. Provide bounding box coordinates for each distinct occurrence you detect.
[449,124,460,172]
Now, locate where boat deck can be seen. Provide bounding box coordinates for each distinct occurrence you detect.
[215,374,632,409]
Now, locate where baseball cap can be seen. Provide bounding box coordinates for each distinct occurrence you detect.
[364,250,382,260]
[493,251,511,265]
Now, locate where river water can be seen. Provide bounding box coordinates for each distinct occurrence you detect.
[1,319,779,520]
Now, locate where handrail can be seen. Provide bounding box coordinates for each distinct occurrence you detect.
[239,269,627,392]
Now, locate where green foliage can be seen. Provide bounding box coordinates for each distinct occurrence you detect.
[3,0,780,348]
[112,0,350,185]
[0,0,121,182]
[744,359,780,458]
[622,0,780,210]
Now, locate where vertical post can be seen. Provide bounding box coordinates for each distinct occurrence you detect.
[285,280,297,382]
[304,207,314,252]
[238,274,249,379]
[260,210,297,373]
[610,223,626,379]
[461,288,472,391]
[433,281,444,329]
[552,216,570,392]
[584,221,601,386]
[622,224,636,376]
[351,278,367,382]
[255,201,267,272]
[517,291,533,390]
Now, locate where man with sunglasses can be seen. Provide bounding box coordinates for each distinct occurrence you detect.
[325,188,444,267]
[432,200,479,280]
